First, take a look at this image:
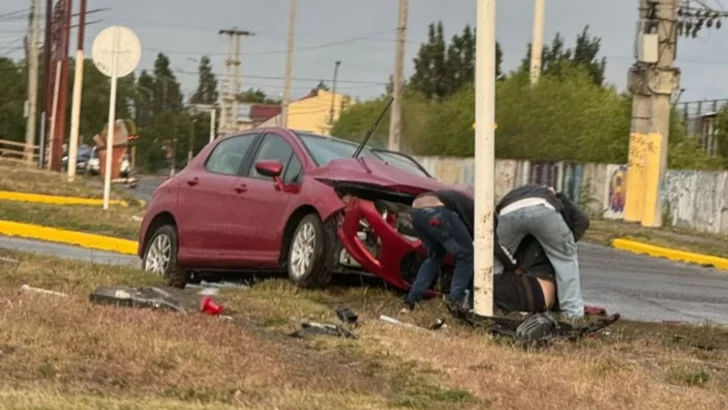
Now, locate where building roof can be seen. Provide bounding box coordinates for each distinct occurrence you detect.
[250,104,281,121]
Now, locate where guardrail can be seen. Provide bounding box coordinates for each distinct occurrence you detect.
[0,139,39,166]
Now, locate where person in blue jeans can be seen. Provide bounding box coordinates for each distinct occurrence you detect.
[404,189,518,310]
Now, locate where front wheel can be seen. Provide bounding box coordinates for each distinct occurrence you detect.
[142,224,188,288]
[287,213,331,288]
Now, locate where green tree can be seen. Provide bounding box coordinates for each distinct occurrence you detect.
[0,58,27,143]
[151,53,184,114]
[189,55,218,105]
[520,26,606,86]
[315,80,329,91]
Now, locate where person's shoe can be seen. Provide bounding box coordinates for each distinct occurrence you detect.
[400,299,416,314]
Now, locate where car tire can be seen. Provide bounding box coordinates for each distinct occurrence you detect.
[142,224,188,288]
[287,213,331,288]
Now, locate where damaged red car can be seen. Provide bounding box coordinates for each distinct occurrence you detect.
[138,127,469,291]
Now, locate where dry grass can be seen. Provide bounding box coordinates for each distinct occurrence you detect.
[1,250,727,409]
[586,218,728,258]
[0,163,130,201]
[0,199,142,239]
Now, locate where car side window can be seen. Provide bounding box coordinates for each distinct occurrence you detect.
[282,155,302,184]
[249,134,297,180]
[205,135,256,175]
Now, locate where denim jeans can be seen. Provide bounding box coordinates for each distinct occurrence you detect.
[496,204,584,318]
[406,206,474,306]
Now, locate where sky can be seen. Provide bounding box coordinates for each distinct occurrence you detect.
[3,0,728,104]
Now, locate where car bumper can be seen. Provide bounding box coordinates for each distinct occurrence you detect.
[335,197,429,292]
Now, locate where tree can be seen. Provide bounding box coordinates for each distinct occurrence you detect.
[0,58,27,144]
[190,55,218,105]
[237,88,281,104]
[410,22,503,100]
[315,80,329,91]
[520,26,606,86]
[151,53,184,114]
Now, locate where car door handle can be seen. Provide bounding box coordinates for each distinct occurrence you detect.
[186,177,199,186]
[234,184,247,193]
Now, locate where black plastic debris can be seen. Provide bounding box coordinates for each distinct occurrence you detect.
[89,286,187,314]
[335,307,359,325]
[289,321,359,339]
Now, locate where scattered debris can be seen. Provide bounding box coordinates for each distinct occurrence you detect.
[131,215,143,222]
[21,284,67,297]
[0,255,19,265]
[429,318,447,330]
[335,307,359,325]
[187,280,250,290]
[379,315,431,333]
[200,296,223,315]
[289,321,359,339]
[89,285,187,313]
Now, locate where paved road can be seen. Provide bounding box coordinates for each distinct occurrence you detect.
[4,177,726,325]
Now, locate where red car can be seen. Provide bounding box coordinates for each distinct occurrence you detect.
[138,127,467,291]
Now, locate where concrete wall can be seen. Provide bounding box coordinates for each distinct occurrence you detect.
[414,156,728,234]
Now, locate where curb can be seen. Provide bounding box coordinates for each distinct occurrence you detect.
[0,190,129,207]
[0,220,138,256]
[612,238,728,270]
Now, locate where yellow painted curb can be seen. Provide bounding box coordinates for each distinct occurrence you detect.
[0,190,129,207]
[0,220,138,256]
[612,238,728,270]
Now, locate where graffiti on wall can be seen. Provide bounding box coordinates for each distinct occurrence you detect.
[561,162,584,202]
[529,161,559,187]
[603,164,627,219]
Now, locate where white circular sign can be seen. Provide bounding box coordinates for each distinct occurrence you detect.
[91,26,141,78]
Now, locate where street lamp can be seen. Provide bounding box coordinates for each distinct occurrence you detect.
[329,61,341,128]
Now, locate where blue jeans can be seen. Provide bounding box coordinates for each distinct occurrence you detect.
[406,206,474,306]
[496,204,584,318]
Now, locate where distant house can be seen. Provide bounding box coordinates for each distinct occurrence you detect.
[256,89,351,136]
[236,104,282,131]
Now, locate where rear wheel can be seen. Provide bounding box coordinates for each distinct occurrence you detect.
[287,213,331,288]
[142,224,188,288]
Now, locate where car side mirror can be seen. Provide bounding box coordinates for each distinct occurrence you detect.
[255,160,283,177]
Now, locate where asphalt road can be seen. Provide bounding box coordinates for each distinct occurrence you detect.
[3,176,726,325]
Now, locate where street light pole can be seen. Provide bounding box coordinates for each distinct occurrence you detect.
[329,60,341,129]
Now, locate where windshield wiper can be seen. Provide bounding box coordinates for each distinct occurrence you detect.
[352,97,394,159]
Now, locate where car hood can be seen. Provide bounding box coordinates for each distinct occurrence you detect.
[307,157,472,196]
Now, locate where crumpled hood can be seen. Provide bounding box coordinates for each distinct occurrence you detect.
[307,156,472,196]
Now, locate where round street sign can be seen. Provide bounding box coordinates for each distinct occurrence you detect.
[92,26,141,78]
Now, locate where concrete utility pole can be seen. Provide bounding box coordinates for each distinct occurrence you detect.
[529,0,545,85]
[219,28,253,134]
[473,0,497,317]
[388,0,408,151]
[328,60,341,128]
[25,0,41,164]
[67,0,87,181]
[281,0,297,129]
[50,0,73,172]
[625,0,680,227]
[40,0,53,168]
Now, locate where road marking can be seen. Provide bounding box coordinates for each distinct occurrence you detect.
[0,220,138,255]
[612,238,728,271]
[0,190,129,207]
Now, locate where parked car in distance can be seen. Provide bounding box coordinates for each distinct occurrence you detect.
[138,127,557,297]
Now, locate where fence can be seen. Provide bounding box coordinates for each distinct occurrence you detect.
[415,156,728,234]
[0,139,39,166]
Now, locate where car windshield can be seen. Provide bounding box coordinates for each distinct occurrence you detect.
[296,133,429,177]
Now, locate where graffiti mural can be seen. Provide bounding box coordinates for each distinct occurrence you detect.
[561,162,584,202]
[603,164,627,219]
[529,161,559,187]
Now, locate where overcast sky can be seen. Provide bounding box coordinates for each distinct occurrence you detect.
[3,0,728,103]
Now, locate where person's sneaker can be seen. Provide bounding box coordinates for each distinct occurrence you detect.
[400,299,416,314]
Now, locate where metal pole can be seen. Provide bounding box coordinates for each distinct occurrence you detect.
[281,0,297,128]
[473,0,496,317]
[68,0,87,181]
[329,60,341,128]
[38,111,46,168]
[388,0,407,151]
[209,108,216,143]
[103,27,120,210]
[529,0,545,85]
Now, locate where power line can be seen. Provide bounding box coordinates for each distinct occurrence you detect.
[173,68,388,85]
[143,29,396,56]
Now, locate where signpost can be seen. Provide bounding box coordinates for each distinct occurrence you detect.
[91,26,141,210]
[473,0,497,317]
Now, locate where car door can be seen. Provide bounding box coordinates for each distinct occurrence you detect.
[236,133,304,262]
[176,133,258,261]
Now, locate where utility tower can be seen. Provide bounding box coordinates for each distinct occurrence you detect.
[218,28,253,134]
[25,0,41,164]
[626,0,727,227]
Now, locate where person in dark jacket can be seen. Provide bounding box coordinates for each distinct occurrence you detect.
[403,189,557,314]
[494,184,590,318]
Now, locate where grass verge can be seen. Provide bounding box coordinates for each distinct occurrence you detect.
[0,199,141,240]
[586,219,728,259]
[1,249,726,409]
